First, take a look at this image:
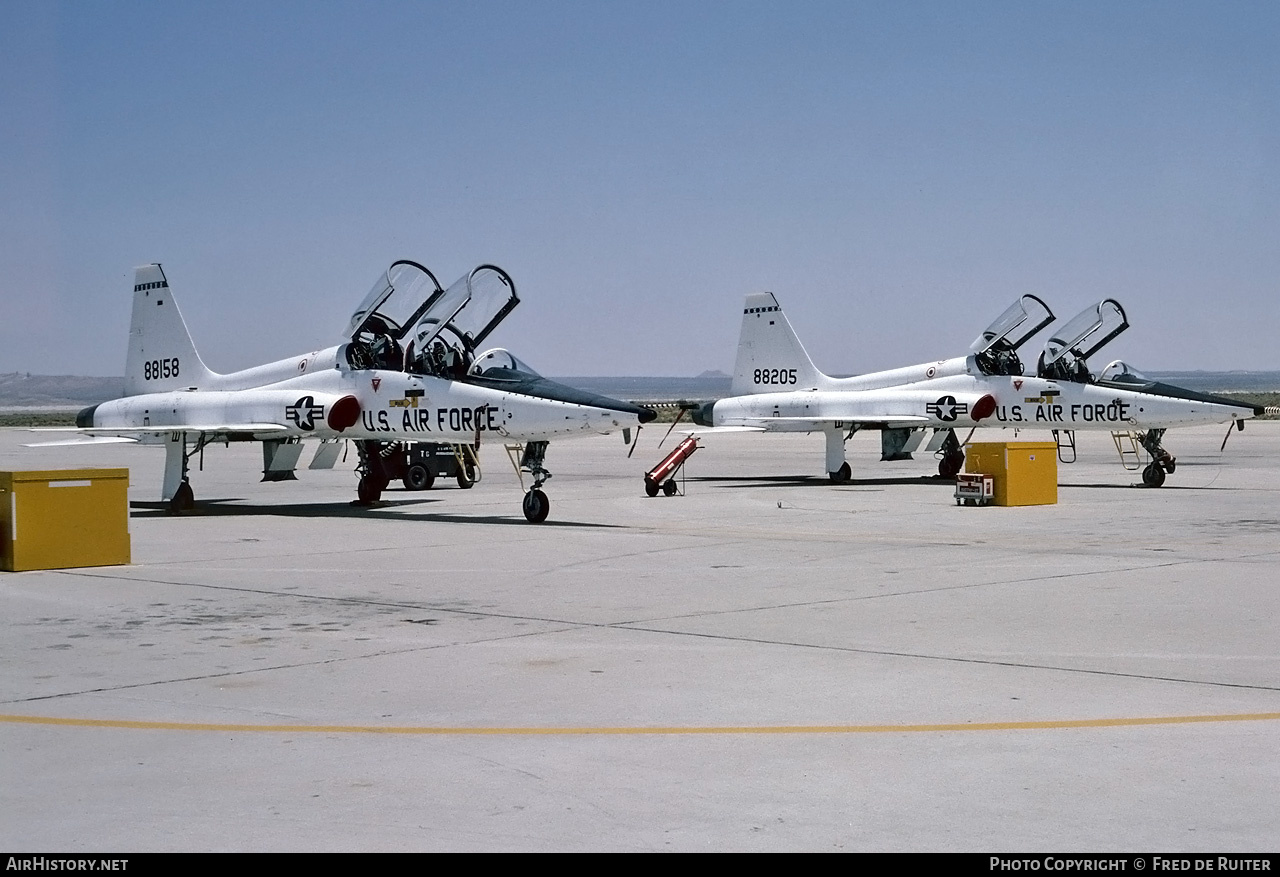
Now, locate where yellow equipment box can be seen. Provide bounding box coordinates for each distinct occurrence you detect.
[1,469,131,571]
[964,442,1058,507]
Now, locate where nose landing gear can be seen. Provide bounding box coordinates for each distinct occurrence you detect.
[516,441,552,523]
[1139,429,1176,488]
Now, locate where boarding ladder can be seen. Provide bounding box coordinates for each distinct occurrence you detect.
[1052,429,1077,464]
[1111,430,1147,471]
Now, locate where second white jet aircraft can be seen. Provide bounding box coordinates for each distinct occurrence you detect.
[692,292,1261,486]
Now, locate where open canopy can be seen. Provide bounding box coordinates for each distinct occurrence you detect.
[970,294,1054,376]
[970,294,1054,355]
[404,265,519,377]
[408,265,518,356]
[344,260,445,342]
[1040,299,1129,372]
[342,261,520,374]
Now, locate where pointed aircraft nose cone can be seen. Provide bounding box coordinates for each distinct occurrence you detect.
[328,395,361,431]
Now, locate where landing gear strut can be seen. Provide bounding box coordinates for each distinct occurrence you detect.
[936,429,965,479]
[1140,428,1176,488]
[519,441,552,523]
[354,440,394,505]
[825,427,854,483]
[163,432,210,514]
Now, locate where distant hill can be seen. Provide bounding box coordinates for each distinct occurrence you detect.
[0,373,124,409]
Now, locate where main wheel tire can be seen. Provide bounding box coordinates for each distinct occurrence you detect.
[644,477,660,497]
[1142,463,1166,488]
[357,474,384,504]
[938,452,965,479]
[167,480,195,515]
[403,464,433,491]
[522,489,550,523]
[829,462,852,483]
[456,464,476,489]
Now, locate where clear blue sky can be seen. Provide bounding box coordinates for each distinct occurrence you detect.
[2,1,1277,377]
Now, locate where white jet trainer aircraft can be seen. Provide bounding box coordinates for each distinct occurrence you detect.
[63,261,655,521]
[691,292,1262,486]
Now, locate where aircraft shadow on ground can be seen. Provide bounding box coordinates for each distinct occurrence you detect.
[690,474,954,489]
[1059,482,1224,491]
[691,475,1227,492]
[128,498,623,528]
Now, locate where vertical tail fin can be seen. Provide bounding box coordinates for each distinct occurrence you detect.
[124,264,216,396]
[730,292,828,395]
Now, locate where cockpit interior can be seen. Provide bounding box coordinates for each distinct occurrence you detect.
[344,261,522,380]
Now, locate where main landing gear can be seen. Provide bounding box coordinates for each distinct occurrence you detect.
[936,429,965,479]
[355,440,482,504]
[354,440,395,505]
[163,432,210,515]
[825,427,854,483]
[1140,428,1176,488]
[169,478,195,514]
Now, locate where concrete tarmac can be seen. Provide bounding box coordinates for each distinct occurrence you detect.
[2,423,1277,851]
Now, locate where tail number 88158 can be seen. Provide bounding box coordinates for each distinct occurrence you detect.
[144,358,180,380]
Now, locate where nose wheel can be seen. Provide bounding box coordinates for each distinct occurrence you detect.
[511,440,554,523]
[1139,429,1176,488]
[1141,463,1167,488]
[522,488,550,523]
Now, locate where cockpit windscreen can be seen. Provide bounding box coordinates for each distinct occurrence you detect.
[470,348,541,379]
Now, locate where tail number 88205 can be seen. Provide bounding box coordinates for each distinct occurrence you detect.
[754,368,797,385]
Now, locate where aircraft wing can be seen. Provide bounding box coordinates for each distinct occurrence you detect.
[758,416,930,427]
[669,415,929,439]
[79,424,290,434]
[26,424,290,447]
[672,425,767,435]
[24,435,141,448]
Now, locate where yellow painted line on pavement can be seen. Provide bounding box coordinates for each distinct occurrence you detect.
[3,712,1279,735]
